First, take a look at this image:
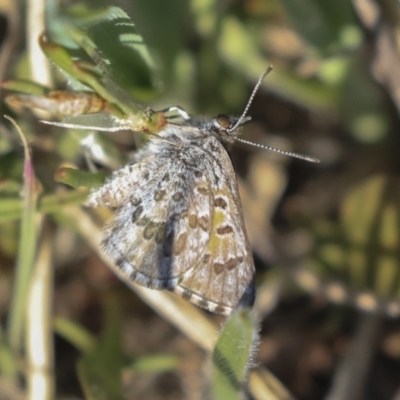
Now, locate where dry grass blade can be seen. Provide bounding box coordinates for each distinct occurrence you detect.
[26,224,54,400]
[27,0,52,86]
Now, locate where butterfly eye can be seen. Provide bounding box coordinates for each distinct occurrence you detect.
[215,114,233,131]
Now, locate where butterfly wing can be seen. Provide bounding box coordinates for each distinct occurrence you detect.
[174,137,255,315]
[86,143,213,290]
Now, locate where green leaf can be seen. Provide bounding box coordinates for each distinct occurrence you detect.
[129,354,179,373]
[64,6,158,98]
[1,79,50,95]
[0,189,89,223]
[53,317,96,353]
[211,308,256,400]
[54,167,107,189]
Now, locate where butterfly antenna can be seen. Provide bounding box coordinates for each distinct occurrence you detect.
[235,137,320,163]
[229,65,319,163]
[228,65,274,132]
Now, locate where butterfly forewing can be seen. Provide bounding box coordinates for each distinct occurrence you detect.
[174,137,255,314]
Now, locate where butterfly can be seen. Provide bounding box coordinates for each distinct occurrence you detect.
[85,112,255,314]
[83,67,319,315]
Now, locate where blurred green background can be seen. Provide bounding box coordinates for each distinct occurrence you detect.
[1,0,400,399]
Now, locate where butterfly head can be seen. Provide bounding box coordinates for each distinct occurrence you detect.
[211,114,252,143]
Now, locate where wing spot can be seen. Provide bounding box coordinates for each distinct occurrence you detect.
[143,221,159,239]
[162,173,170,182]
[172,192,184,201]
[136,216,150,226]
[189,214,197,228]
[174,232,188,255]
[197,186,209,196]
[203,253,211,264]
[216,225,234,235]
[226,258,237,271]
[198,216,209,231]
[143,171,150,180]
[214,197,227,209]
[154,190,167,201]
[194,170,203,178]
[213,263,224,275]
[213,258,237,274]
[155,223,167,243]
[130,197,141,206]
[131,205,143,223]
